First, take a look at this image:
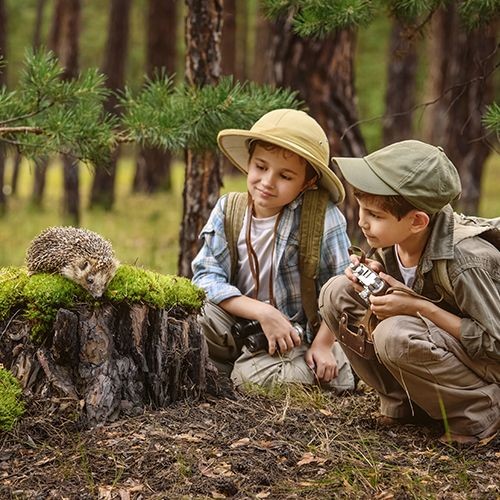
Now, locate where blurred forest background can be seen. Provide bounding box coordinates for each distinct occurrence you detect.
[0,0,498,276]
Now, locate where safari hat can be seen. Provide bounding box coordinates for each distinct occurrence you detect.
[217,109,345,203]
[332,140,461,214]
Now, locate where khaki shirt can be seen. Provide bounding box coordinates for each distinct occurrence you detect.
[374,205,500,361]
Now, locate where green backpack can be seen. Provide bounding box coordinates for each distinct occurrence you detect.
[223,189,329,334]
[432,214,500,301]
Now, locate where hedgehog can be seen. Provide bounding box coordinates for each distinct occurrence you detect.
[26,226,120,298]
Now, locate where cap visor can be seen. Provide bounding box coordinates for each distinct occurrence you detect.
[332,156,398,196]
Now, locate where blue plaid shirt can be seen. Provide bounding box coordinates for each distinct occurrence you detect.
[192,192,351,333]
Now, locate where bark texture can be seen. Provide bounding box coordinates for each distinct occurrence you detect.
[1,303,217,427]
[382,20,418,145]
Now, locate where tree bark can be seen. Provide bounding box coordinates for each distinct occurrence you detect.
[382,19,418,145]
[179,0,223,277]
[252,3,273,84]
[0,304,222,427]
[90,0,132,210]
[46,0,82,223]
[133,0,177,194]
[423,5,496,214]
[268,13,366,240]
[221,0,236,77]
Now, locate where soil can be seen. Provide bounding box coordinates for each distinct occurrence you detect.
[1,380,499,499]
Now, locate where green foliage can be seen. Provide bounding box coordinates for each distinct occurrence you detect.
[106,264,205,312]
[0,264,205,343]
[458,0,500,29]
[262,0,375,35]
[386,0,443,20]
[121,75,302,152]
[0,366,25,431]
[0,50,118,165]
[1,51,301,160]
[483,102,500,135]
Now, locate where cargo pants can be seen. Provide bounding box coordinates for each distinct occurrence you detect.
[199,300,355,393]
[319,275,500,439]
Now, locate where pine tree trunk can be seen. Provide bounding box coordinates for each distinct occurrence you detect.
[58,0,81,223]
[252,4,273,84]
[382,19,418,145]
[133,0,176,194]
[90,0,132,209]
[0,303,223,427]
[423,5,496,214]
[179,0,223,278]
[268,14,366,240]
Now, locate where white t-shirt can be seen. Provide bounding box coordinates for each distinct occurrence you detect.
[395,245,417,288]
[235,212,278,301]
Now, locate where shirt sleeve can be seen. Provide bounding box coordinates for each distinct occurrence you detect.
[317,203,351,288]
[191,195,243,304]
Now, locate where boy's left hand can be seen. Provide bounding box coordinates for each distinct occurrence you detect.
[304,346,338,383]
[369,273,418,320]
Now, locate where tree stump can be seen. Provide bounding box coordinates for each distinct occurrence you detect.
[0,303,218,427]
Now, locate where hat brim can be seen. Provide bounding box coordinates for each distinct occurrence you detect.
[218,130,345,203]
[331,156,399,196]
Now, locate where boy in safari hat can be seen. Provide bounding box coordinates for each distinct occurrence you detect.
[319,140,499,444]
[192,108,355,392]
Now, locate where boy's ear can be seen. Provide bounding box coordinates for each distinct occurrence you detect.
[409,210,430,233]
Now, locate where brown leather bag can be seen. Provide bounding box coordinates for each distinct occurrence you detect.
[338,309,378,360]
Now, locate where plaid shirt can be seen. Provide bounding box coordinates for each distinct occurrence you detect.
[192,192,351,332]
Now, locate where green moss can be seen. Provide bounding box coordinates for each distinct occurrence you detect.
[0,366,25,431]
[0,267,29,320]
[22,273,91,342]
[0,264,205,343]
[106,264,205,312]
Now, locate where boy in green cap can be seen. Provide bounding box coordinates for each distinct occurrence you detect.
[319,140,499,444]
[192,108,354,392]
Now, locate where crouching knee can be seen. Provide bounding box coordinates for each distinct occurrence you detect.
[373,315,417,365]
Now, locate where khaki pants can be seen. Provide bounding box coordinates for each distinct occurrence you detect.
[319,275,500,438]
[199,300,355,392]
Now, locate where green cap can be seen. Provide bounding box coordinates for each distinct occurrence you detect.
[217,109,345,203]
[332,140,461,214]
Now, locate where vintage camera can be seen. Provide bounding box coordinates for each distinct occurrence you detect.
[349,261,389,305]
[231,319,305,353]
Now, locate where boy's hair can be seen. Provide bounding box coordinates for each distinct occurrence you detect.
[248,139,318,182]
[353,188,420,220]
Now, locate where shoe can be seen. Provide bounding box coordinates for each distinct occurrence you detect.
[439,420,499,446]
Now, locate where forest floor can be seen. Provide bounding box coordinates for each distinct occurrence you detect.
[1,378,499,500]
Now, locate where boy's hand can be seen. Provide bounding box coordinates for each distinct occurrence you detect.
[258,306,301,355]
[369,273,417,319]
[304,345,338,383]
[345,254,385,292]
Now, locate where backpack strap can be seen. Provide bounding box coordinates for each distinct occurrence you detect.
[431,259,454,304]
[224,192,248,283]
[298,189,329,334]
